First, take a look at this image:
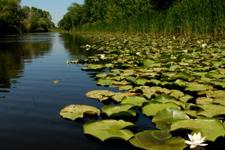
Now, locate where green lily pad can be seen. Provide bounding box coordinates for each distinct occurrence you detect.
[179,94,193,103]
[86,90,114,101]
[135,78,150,85]
[111,92,136,102]
[174,79,187,88]
[60,104,100,120]
[186,82,213,92]
[152,108,190,130]
[171,119,225,141]
[139,86,170,99]
[143,59,156,68]
[102,104,136,117]
[169,90,184,99]
[207,90,225,99]
[96,78,113,86]
[197,104,225,117]
[129,130,186,150]
[83,119,134,141]
[142,102,181,117]
[214,98,225,106]
[118,85,133,91]
[82,64,105,71]
[173,72,195,81]
[121,96,148,107]
[196,97,213,105]
[152,94,186,108]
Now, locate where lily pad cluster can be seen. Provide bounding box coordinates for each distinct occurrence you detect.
[60,33,225,149]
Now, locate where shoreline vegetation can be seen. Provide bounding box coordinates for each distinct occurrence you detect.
[0,0,54,35]
[59,0,225,35]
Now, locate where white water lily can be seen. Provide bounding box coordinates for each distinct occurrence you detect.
[100,54,105,59]
[185,132,208,149]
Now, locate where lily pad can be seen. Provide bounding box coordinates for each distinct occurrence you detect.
[82,64,105,71]
[142,102,181,117]
[152,94,186,108]
[86,90,114,101]
[143,59,156,68]
[102,104,136,117]
[196,97,213,105]
[60,104,100,120]
[135,78,150,85]
[152,108,190,130]
[96,78,113,86]
[186,82,213,92]
[129,130,186,150]
[121,96,148,107]
[83,119,134,141]
[171,119,225,141]
[197,104,225,117]
[111,92,136,102]
[169,90,184,99]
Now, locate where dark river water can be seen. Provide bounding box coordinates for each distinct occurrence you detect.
[0,33,134,150]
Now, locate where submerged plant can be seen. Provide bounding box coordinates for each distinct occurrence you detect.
[185,132,208,149]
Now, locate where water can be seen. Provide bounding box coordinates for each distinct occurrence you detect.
[0,33,134,150]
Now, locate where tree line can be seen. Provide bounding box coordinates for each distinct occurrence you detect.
[59,0,225,34]
[0,0,54,35]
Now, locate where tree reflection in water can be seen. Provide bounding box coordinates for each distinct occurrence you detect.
[0,33,53,90]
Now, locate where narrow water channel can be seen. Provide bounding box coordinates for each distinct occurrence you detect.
[0,33,133,150]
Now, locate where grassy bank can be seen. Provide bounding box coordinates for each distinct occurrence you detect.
[59,0,225,35]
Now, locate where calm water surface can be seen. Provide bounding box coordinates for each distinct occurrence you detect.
[0,33,134,150]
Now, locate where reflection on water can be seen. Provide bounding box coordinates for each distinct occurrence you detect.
[60,33,93,60]
[0,33,52,90]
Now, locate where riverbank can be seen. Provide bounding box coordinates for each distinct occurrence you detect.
[60,31,225,150]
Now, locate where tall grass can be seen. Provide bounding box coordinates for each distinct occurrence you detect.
[72,0,225,34]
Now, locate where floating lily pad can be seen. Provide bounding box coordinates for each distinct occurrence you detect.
[102,104,136,117]
[82,64,105,71]
[196,97,213,105]
[129,130,186,150]
[142,102,181,117]
[171,119,225,141]
[169,90,184,99]
[152,94,186,108]
[143,59,155,68]
[197,104,225,117]
[179,94,193,103]
[186,82,213,92]
[60,104,100,120]
[111,92,136,102]
[135,78,150,85]
[96,78,113,86]
[118,85,133,91]
[139,86,170,99]
[152,108,190,130]
[86,90,114,101]
[121,96,148,107]
[83,119,134,141]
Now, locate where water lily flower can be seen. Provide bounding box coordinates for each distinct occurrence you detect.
[201,43,207,48]
[185,132,208,149]
[100,54,105,59]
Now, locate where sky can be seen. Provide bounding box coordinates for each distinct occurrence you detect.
[21,0,84,25]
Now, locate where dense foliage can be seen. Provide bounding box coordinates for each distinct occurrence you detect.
[0,0,54,35]
[59,0,225,33]
[60,32,225,149]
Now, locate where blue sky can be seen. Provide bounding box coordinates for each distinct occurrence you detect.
[21,0,84,25]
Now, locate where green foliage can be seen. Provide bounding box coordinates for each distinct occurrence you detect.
[59,0,225,34]
[0,0,54,34]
